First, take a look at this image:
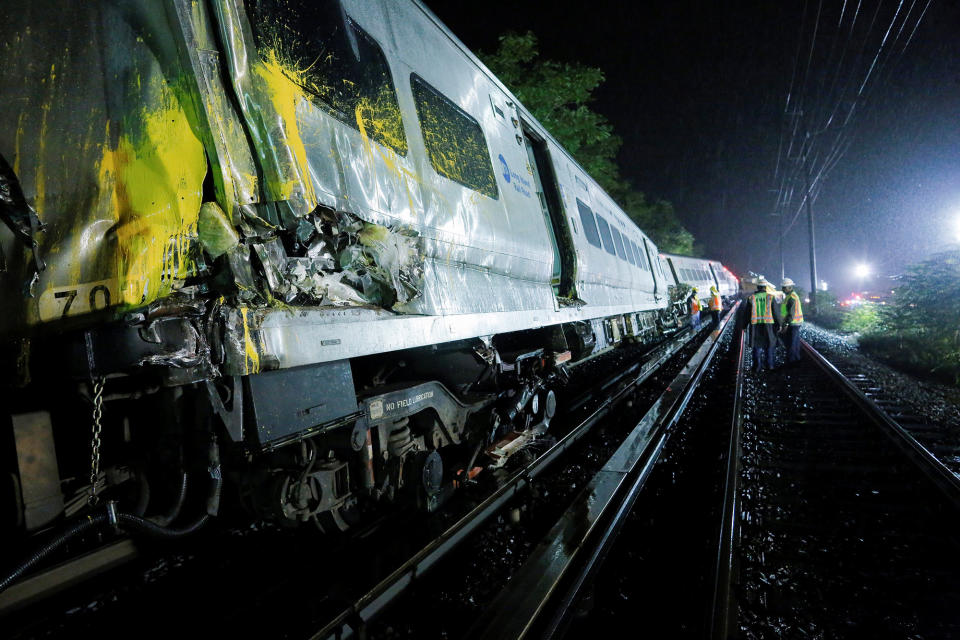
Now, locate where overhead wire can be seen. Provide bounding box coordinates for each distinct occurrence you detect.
[774,0,932,241]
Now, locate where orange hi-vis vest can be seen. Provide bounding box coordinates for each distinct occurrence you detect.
[709,293,722,311]
[750,292,774,324]
[689,296,701,313]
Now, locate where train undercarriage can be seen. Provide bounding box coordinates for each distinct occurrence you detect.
[2,305,680,545]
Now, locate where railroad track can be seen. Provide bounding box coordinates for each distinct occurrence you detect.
[458,305,740,640]
[712,336,960,639]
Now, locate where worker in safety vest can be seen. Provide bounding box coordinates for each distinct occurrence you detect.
[738,276,782,372]
[708,286,723,329]
[778,277,804,364]
[688,287,701,329]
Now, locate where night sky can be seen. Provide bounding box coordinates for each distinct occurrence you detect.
[423,0,960,296]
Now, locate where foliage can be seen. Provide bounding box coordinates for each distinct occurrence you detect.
[839,302,881,334]
[870,249,960,381]
[831,250,960,384]
[610,187,697,256]
[480,32,697,254]
[808,289,843,329]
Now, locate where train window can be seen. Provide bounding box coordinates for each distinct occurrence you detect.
[576,199,602,248]
[245,0,407,155]
[621,234,636,265]
[595,215,617,257]
[411,74,498,199]
[631,241,647,270]
[610,227,628,261]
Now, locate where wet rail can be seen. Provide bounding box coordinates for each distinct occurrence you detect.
[310,319,715,640]
[711,336,960,639]
[464,305,740,640]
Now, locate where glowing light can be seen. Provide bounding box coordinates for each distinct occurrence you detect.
[853,263,871,279]
[954,215,960,242]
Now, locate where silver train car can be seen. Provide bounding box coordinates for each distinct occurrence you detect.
[0,0,732,542]
[660,253,740,305]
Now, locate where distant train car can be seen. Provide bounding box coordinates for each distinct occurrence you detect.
[709,261,740,297]
[659,253,739,306]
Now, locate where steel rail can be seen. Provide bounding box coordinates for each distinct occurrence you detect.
[466,304,740,640]
[709,325,747,640]
[801,340,960,507]
[311,321,709,640]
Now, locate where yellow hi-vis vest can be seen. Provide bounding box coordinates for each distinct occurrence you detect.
[709,294,722,311]
[780,291,804,325]
[750,292,774,324]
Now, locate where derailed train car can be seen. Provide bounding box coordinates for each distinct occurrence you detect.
[1,0,714,548]
[660,252,739,306]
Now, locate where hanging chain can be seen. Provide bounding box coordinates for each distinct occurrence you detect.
[87,376,105,507]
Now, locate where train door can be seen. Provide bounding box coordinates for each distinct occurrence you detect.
[520,124,576,298]
[664,255,681,288]
[642,238,660,297]
[708,263,721,291]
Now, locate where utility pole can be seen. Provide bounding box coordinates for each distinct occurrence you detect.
[804,160,818,315]
[778,206,785,281]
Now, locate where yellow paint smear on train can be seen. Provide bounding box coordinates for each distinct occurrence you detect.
[240,306,261,375]
[251,51,318,210]
[13,111,26,177]
[96,88,206,307]
[354,99,424,220]
[33,65,57,219]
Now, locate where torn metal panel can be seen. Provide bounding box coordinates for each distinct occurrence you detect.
[169,0,260,223]
[0,153,45,282]
[210,0,319,215]
[198,202,240,259]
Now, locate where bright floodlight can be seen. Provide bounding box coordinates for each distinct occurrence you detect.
[854,263,870,279]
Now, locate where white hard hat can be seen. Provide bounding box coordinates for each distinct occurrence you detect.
[756,276,770,287]
[781,278,795,287]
